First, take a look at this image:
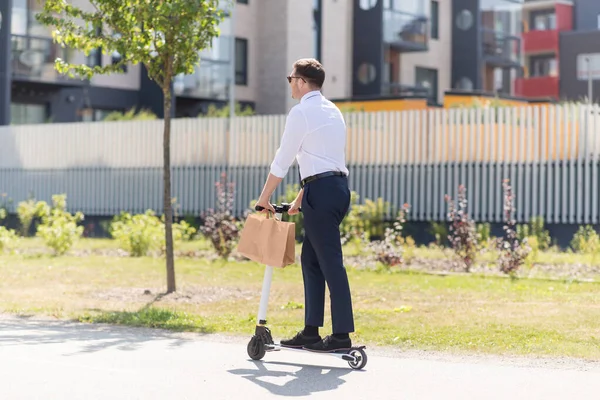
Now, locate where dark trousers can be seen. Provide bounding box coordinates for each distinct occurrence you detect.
[300,175,354,334]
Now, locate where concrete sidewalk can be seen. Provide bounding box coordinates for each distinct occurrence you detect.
[1,315,599,399]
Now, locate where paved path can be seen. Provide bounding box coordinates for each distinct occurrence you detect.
[1,315,599,399]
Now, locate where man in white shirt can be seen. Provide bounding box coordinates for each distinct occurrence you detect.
[255,58,354,352]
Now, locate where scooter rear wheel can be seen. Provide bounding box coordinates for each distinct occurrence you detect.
[247,336,266,361]
[347,348,367,370]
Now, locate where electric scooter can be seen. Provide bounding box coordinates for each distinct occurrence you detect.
[246,203,368,370]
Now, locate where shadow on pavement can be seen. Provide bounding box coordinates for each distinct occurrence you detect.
[0,314,195,355]
[228,359,361,397]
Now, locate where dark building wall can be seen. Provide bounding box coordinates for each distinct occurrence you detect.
[352,0,383,97]
[0,0,13,125]
[559,30,600,103]
[451,0,481,91]
[574,0,600,31]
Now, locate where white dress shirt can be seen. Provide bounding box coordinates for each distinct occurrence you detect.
[269,90,349,181]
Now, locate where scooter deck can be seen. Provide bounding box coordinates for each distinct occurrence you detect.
[265,343,366,361]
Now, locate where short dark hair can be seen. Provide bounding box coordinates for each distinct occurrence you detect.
[293,58,325,88]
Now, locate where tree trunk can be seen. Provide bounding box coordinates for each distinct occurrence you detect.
[163,79,176,293]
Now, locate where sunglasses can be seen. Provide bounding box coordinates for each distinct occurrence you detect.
[287,75,306,83]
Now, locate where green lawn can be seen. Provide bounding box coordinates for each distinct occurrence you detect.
[2,238,600,360]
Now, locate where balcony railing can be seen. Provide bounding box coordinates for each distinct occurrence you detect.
[481,29,521,67]
[173,34,232,100]
[522,29,559,54]
[514,75,559,99]
[381,82,430,97]
[11,34,83,84]
[383,9,428,52]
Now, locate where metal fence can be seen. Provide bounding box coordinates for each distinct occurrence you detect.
[1,103,599,224]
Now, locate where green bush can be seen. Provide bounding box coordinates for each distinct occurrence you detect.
[517,216,551,250]
[341,192,390,243]
[110,210,196,257]
[17,196,48,236]
[0,193,12,226]
[36,194,84,256]
[0,226,19,252]
[570,225,600,255]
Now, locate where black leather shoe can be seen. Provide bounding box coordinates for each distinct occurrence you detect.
[302,335,352,352]
[280,331,321,348]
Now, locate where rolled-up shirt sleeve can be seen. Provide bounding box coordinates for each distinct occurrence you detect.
[269,107,308,178]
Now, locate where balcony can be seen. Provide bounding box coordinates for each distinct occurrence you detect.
[383,9,428,52]
[173,35,232,100]
[514,75,559,99]
[481,29,521,68]
[11,35,85,85]
[522,1,573,54]
[523,29,559,54]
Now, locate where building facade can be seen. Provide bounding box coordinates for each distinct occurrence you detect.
[514,0,573,100]
[451,0,524,96]
[558,0,600,103]
[12,0,600,126]
[1,0,320,126]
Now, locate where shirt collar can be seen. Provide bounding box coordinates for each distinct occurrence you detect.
[300,90,322,103]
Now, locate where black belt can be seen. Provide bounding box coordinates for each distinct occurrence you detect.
[300,171,346,188]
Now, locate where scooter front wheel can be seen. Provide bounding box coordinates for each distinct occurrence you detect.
[247,336,266,361]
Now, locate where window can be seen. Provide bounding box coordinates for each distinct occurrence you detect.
[10,103,48,125]
[237,0,248,4]
[529,55,557,77]
[235,38,248,86]
[430,1,439,39]
[11,0,46,36]
[530,10,556,31]
[597,13,600,29]
[415,67,438,105]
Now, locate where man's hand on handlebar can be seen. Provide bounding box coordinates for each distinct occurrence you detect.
[255,197,276,214]
[288,200,301,215]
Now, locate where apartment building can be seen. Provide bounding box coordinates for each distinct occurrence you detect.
[515,0,573,100]
[1,0,317,125]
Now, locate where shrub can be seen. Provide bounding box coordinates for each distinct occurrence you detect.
[341,193,390,243]
[368,204,410,269]
[340,191,365,246]
[497,179,531,276]
[0,193,12,225]
[570,225,600,255]
[428,221,449,247]
[110,210,196,257]
[0,226,19,252]
[200,172,241,259]
[16,196,48,236]
[36,194,84,256]
[110,211,165,256]
[517,216,551,250]
[445,185,478,272]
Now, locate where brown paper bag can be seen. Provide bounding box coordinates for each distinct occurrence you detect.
[237,213,296,268]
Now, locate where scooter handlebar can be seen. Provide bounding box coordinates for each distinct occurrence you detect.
[255,202,301,214]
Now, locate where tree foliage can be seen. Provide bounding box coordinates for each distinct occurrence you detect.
[36,0,227,292]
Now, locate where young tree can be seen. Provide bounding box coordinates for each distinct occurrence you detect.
[36,0,226,293]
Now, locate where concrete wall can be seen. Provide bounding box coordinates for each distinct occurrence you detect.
[233,1,259,104]
[321,0,353,99]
